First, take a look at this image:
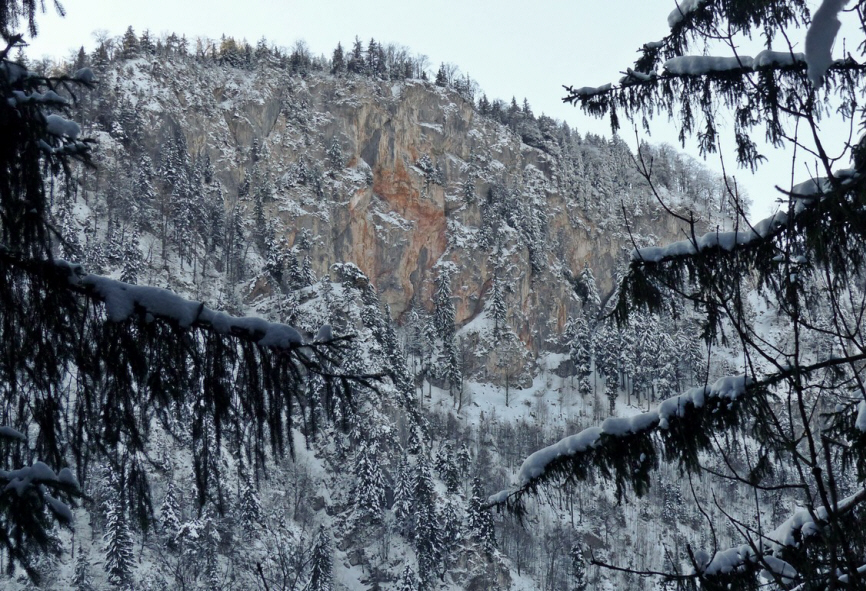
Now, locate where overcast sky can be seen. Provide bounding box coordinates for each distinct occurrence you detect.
[23,0,856,219]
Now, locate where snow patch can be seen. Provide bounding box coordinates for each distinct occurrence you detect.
[856,400,866,432]
[668,0,706,27]
[664,55,753,75]
[805,0,849,87]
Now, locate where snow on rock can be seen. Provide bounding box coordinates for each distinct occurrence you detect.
[664,55,753,75]
[805,0,849,87]
[668,0,706,27]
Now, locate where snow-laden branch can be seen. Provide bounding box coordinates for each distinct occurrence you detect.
[630,169,859,264]
[488,353,866,511]
[54,260,335,352]
[692,487,866,585]
[565,50,863,103]
[487,374,752,507]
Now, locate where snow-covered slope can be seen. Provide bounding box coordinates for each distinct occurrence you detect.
[24,42,770,591]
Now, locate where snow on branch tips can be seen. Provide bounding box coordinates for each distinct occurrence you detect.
[52,260,343,356]
[489,374,753,510]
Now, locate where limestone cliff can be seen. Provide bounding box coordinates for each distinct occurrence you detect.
[78,55,725,380]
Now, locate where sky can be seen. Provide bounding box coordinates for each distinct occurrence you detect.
[22,0,857,219]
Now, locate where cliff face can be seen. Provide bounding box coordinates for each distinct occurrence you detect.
[84,56,716,379]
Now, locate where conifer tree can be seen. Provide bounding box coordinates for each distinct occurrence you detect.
[120,26,138,60]
[489,273,507,340]
[330,42,345,75]
[434,63,447,87]
[307,525,333,591]
[159,480,181,549]
[352,440,386,523]
[466,477,495,555]
[494,1,866,588]
[412,456,442,591]
[347,36,364,74]
[392,456,413,534]
[119,229,142,284]
[103,490,135,587]
[435,442,460,494]
[72,546,95,591]
[397,564,418,591]
[238,475,263,538]
[570,543,587,591]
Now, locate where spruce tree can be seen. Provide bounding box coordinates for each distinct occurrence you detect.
[392,456,413,534]
[434,63,447,87]
[160,480,181,545]
[493,1,866,588]
[489,273,507,340]
[72,546,95,591]
[570,543,587,591]
[352,440,386,523]
[330,42,345,75]
[397,564,418,591]
[435,442,460,494]
[103,491,135,587]
[238,475,263,538]
[466,477,495,555]
[307,525,333,591]
[412,456,442,591]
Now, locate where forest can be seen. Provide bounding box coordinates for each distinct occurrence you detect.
[1,0,866,590]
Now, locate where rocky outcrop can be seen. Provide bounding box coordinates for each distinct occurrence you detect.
[94,57,709,380]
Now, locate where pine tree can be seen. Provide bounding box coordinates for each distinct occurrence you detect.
[72,546,95,591]
[576,262,600,313]
[434,63,447,87]
[331,42,345,75]
[397,564,418,591]
[352,440,386,523]
[160,480,182,544]
[120,26,138,60]
[307,525,332,591]
[466,477,495,555]
[412,456,442,591]
[119,229,142,284]
[494,2,866,588]
[435,442,460,494]
[238,475,263,538]
[456,443,472,479]
[392,456,413,534]
[570,543,587,591]
[489,273,507,340]
[347,36,364,74]
[103,490,135,587]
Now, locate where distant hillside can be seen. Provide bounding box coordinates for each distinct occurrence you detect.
[14,32,769,591]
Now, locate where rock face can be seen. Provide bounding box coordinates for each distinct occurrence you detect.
[90,56,716,380]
